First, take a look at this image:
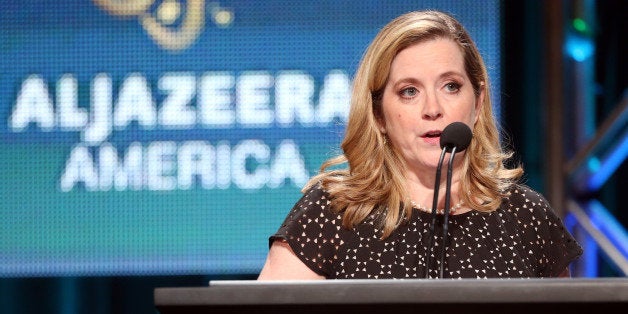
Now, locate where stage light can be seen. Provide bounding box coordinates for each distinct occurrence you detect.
[572,18,589,34]
[565,34,594,62]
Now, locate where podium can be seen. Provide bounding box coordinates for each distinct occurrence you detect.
[155,278,628,313]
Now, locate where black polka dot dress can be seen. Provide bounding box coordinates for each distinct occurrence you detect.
[270,184,583,279]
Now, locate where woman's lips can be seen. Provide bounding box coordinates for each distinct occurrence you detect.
[421,130,442,145]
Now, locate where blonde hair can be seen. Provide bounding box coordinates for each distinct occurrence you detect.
[304,10,523,238]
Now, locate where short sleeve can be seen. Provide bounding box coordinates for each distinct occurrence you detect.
[269,184,345,278]
[509,186,583,277]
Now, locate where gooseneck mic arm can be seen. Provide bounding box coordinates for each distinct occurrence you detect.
[424,146,447,279]
[439,145,458,278]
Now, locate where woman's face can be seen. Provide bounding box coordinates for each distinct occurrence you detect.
[379,38,484,173]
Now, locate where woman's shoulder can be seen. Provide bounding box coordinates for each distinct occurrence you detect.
[501,183,559,223]
[504,184,549,206]
[282,182,340,226]
[300,182,333,209]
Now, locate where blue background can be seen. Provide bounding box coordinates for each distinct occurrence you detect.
[0,0,501,277]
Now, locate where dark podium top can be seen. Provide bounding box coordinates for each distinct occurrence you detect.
[155,278,628,314]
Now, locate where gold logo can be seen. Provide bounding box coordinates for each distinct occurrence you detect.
[93,0,234,52]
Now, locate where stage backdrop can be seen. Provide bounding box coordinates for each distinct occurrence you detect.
[0,0,501,277]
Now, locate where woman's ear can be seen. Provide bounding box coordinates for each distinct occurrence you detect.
[474,83,486,124]
[378,122,386,135]
[375,112,386,134]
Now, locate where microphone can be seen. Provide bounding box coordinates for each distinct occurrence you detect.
[440,122,473,152]
[424,122,473,279]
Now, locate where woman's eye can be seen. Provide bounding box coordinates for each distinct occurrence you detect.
[400,87,418,98]
[444,82,461,93]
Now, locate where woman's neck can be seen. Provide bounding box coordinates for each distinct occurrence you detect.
[405,169,463,212]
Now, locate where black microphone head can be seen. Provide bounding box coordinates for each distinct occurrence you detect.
[440,122,473,152]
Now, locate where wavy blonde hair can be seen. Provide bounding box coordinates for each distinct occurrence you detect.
[304,10,523,238]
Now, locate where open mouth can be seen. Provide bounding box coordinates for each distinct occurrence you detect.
[422,130,442,138]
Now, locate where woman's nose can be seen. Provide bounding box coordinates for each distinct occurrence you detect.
[421,94,443,120]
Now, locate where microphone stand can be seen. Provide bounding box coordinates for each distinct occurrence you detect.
[424,121,471,278]
[424,147,447,279]
[438,146,458,278]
